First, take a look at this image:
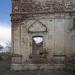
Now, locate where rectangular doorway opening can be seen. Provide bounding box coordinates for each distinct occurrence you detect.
[32,36,43,55]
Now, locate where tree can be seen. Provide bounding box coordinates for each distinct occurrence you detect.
[5,41,11,52]
[0,45,3,50]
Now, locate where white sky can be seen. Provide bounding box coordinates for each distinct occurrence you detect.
[0,22,11,47]
[33,37,43,44]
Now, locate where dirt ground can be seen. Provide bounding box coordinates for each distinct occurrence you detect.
[0,61,75,75]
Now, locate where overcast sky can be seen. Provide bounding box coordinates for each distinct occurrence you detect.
[0,0,11,46]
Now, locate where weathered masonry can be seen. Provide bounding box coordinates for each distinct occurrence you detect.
[11,0,75,70]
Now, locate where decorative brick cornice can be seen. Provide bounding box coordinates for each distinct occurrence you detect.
[12,0,75,13]
[11,0,75,23]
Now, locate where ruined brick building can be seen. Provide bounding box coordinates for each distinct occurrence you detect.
[11,0,75,70]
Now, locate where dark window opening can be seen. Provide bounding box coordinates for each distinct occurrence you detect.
[69,18,75,31]
[73,18,75,29]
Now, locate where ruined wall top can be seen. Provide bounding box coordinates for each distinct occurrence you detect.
[12,0,75,13]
